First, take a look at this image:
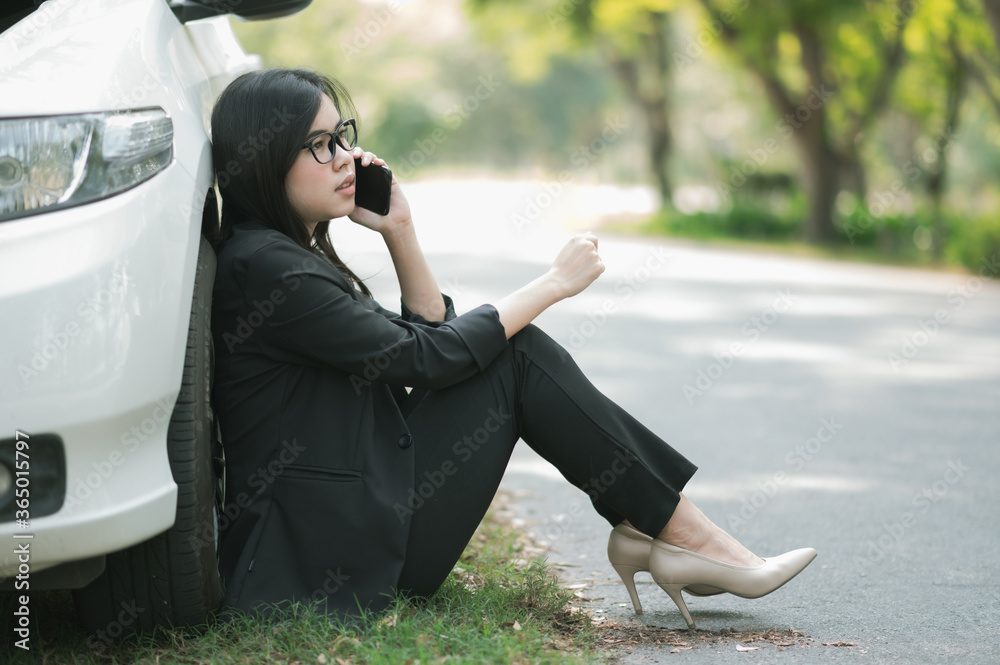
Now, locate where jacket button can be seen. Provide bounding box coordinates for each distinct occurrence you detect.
[398,433,413,449]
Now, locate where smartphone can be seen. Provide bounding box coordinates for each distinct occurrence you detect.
[354,157,392,215]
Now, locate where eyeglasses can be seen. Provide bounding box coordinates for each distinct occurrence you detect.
[301,118,357,164]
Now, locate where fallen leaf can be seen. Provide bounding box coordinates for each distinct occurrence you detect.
[822,641,857,647]
[735,644,759,652]
[670,646,693,653]
[317,655,328,664]
[379,614,397,628]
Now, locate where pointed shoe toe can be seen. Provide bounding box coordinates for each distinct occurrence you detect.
[650,542,817,599]
[648,542,817,629]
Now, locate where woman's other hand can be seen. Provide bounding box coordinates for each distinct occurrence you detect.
[347,147,413,235]
[547,232,605,299]
[490,232,605,339]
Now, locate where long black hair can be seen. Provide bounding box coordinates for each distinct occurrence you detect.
[210,68,372,297]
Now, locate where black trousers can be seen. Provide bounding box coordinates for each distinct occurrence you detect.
[395,323,698,596]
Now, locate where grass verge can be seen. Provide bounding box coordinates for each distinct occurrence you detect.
[1,493,603,665]
[602,218,969,272]
[602,206,999,276]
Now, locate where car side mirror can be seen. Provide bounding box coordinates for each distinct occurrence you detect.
[170,0,313,23]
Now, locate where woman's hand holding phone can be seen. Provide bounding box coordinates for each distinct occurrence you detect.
[347,147,412,236]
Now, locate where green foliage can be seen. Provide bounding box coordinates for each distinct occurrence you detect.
[838,209,1000,273]
[639,200,1000,274]
[945,214,1000,272]
[231,5,623,179]
[227,0,1000,264]
[649,199,803,240]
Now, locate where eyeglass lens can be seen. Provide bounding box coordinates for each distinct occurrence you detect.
[310,122,357,163]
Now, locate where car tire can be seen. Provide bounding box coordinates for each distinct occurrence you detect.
[73,234,224,636]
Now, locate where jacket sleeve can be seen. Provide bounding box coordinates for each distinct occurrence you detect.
[400,294,458,325]
[240,240,508,389]
[361,291,458,326]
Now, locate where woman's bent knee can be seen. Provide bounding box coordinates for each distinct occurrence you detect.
[510,323,572,364]
[510,323,551,351]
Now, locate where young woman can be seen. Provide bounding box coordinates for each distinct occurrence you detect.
[208,68,816,629]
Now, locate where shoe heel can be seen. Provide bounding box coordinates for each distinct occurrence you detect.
[658,582,696,629]
[611,564,644,614]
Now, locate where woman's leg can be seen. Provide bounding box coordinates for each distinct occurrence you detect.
[395,323,699,596]
[654,494,763,567]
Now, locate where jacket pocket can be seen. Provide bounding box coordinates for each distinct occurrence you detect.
[279,464,362,482]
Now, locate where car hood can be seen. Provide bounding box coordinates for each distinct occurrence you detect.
[0,0,202,117]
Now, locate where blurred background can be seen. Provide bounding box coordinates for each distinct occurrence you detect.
[230,0,1000,272]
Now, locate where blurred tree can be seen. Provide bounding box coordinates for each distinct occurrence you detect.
[467,0,681,205]
[965,0,1000,117]
[230,1,620,178]
[899,1,969,258]
[873,0,998,256]
[925,13,967,259]
[984,0,1000,51]
[694,0,915,241]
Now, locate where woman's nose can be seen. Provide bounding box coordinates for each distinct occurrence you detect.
[332,144,355,170]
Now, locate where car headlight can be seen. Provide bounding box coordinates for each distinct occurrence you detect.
[0,108,173,222]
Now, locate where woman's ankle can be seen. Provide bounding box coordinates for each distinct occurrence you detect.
[656,493,763,567]
[656,494,711,550]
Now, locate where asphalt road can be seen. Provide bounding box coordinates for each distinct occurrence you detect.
[343,180,1000,664]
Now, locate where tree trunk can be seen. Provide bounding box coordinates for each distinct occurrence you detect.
[838,0,913,207]
[926,27,968,259]
[604,11,673,205]
[696,0,914,243]
[645,103,672,203]
[983,0,1000,54]
[795,133,841,242]
[792,22,839,242]
[837,147,867,201]
[644,12,673,205]
[750,33,840,241]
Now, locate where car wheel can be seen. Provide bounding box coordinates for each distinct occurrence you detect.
[73,234,224,636]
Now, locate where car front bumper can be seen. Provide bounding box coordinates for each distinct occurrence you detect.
[0,157,205,579]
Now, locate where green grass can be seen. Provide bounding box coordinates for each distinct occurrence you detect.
[1,507,604,665]
[606,202,1000,276]
[605,216,966,272]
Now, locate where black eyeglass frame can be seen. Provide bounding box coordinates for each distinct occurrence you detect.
[301,118,357,164]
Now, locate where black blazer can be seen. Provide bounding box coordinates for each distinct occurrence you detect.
[210,219,509,618]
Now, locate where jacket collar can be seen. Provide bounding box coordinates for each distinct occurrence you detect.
[230,219,367,302]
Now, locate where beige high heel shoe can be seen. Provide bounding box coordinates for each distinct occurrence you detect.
[649,540,818,629]
[607,523,722,614]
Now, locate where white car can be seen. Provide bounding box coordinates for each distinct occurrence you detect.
[0,0,308,635]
